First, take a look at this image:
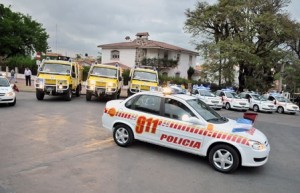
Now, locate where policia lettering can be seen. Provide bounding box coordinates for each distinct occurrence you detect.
[160,134,201,149]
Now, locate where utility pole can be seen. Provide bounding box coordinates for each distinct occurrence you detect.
[278,62,285,92]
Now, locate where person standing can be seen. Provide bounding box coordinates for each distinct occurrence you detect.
[9,69,15,83]
[24,67,32,86]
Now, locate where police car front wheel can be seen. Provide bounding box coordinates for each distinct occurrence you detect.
[113,124,134,147]
[208,144,240,173]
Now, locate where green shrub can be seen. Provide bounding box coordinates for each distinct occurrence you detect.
[82,66,90,81]
[122,69,130,85]
[6,55,37,75]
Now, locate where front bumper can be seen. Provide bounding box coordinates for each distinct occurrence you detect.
[231,103,249,110]
[0,95,15,104]
[241,143,270,167]
[86,85,118,96]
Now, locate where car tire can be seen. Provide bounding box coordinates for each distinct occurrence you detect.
[113,124,134,147]
[65,88,72,101]
[225,103,231,110]
[209,144,240,173]
[8,97,16,106]
[253,105,259,112]
[36,90,45,100]
[277,106,284,114]
[86,91,92,101]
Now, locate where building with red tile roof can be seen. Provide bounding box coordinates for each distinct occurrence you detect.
[98,32,198,78]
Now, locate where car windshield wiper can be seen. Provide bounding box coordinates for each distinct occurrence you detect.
[207,117,227,122]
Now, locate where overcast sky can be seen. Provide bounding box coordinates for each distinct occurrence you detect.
[2,0,300,60]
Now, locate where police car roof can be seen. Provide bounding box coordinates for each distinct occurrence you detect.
[138,91,195,101]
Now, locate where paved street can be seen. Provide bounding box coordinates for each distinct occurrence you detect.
[0,92,300,193]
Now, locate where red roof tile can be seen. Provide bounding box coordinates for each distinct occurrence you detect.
[98,40,198,55]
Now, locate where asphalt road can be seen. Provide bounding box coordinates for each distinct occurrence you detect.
[0,92,300,193]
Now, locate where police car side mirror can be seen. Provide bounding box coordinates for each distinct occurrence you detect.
[39,67,43,71]
[72,72,76,78]
[119,77,122,81]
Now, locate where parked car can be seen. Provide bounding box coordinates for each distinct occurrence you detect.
[102,89,270,173]
[192,85,222,110]
[267,94,299,114]
[215,89,249,111]
[0,74,16,106]
[239,92,276,113]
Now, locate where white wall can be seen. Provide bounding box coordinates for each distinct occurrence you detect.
[101,48,197,78]
[102,48,136,68]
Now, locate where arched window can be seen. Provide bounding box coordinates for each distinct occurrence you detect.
[162,72,168,77]
[175,72,180,78]
[111,50,120,60]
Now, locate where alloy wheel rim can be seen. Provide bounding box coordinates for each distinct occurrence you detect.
[213,149,234,170]
[115,128,129,144]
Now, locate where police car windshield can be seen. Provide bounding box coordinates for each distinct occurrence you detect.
[41,63,71,74]
[133,71,157,82]
[91,67,117,78]
[199,90,215,97]
[186,99,227,123]
[226,92,240,99]
[252,94,267,101]
[0,78,10,87]
[275,96,291,103]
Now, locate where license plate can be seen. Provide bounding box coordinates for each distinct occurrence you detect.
[46,88,53,91]
[57,90,63,93]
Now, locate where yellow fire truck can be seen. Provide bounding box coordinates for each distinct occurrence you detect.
[85,63,122,100]
[128,67,159,96]
[34,58,83,101]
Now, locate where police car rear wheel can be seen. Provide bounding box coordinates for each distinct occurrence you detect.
[209,144,239,173]
[113,124,134,147]
[225,103,231,110]
[253,105,259,112]
[277,106,284,114]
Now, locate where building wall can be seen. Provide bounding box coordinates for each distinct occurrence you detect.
[102,48,136,68]
[165,53,196,79]
[102,48,197,78]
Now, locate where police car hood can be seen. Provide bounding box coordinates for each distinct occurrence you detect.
[105,99,124,109]
[0,86,13,93]
[214,118,267,143]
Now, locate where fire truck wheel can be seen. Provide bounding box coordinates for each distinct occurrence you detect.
[36,90,44,100]
[65,88,72,101]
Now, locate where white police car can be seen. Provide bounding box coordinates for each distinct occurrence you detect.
[192,85,222,110]
[267,94,299,114]
[239,92,276,113]
[0,74,16,106]
[102,89,270,173]
[216,89,250,111]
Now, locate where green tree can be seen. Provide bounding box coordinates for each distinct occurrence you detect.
[0,4,49,58]
[187,66,195,80]
[184,0,297,92]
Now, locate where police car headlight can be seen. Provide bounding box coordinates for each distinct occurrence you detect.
[248,140,265,150]
[5,91,14,97]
